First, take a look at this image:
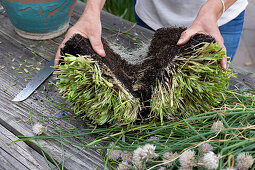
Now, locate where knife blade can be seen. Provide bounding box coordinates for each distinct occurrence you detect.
[12,57,55,102]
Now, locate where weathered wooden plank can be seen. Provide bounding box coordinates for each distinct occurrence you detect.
[0,1,254,170]
[0,15,58,61]
[0,124,54,170]
[0,148,27,170]
[0,30,105,169]
[229,66,255,91]
[0,93,105,169]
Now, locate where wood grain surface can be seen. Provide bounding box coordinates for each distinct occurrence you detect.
[0,1,254,170]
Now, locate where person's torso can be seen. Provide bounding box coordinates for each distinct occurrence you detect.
[135,0,248,30]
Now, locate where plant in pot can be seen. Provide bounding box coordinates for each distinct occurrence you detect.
[1,0,76,40]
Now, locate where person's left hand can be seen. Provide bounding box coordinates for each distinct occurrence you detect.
[177,2,227,71]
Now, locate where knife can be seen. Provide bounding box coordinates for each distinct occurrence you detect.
[12,57,55,102]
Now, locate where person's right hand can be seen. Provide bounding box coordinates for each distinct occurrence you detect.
[54,12,106,66]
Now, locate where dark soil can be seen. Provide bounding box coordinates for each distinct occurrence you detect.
[61,27,215,107]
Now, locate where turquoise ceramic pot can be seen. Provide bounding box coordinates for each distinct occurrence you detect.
[1,0,76,39]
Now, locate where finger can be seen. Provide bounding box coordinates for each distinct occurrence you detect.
[54,36,69,66]
[54,48,61,67]
[213,34,227,70]
[177,29,197,45]
[54,43,64,67]
[213,33,224,48]
[89,35,106,57]
[221,56,227,71]
[220,47,227,71]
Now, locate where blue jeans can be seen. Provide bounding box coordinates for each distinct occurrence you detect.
[133,0,245,61]
[219,11,245,61]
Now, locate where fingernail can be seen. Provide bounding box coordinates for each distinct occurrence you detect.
[222,64,226,71]
[98,49,106,57]
[177,38,184,45]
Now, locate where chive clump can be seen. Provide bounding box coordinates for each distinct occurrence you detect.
[151,42,234,123]
[55,55,140,125]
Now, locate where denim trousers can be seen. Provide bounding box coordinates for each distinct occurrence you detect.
[133,0,245,61]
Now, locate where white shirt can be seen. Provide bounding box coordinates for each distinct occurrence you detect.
[135,0,248,30]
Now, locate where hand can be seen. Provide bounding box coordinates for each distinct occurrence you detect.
[55,12,106,66]
[177,1,227,70]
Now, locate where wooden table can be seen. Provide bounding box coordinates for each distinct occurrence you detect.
[1,1,255,170]
[0,1,153,169]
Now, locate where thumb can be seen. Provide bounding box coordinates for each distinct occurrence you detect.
[221,56,227,71]
[214,35,227,71]
[54,48,61,67]
[54,35,71,67]
[89,35,106,57]
[55,42,65,67]
[220,46,227,71]
[177,29,196,46]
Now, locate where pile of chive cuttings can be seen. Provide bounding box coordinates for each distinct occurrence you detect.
[17,89,255,169]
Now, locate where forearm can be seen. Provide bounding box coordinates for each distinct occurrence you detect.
[79,0,106,21]
[197,0,237,22]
